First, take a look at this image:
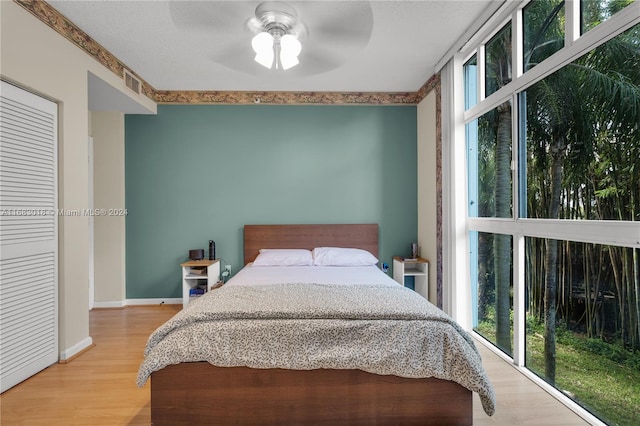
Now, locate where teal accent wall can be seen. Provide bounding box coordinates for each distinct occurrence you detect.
[125,105,417,299]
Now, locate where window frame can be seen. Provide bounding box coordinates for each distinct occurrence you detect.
[446,1,640,424]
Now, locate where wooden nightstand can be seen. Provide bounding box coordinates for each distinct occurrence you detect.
[181,259,221,309]
[392,256,429,299]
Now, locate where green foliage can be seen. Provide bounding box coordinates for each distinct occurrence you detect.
[565,334,640,370]
[485,23,512,96]
[582,0,636,33]
[523,0,564,70]
[485,316,640,425]
[473,2,639,424]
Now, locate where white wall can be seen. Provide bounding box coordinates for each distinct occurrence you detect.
[91,112,126,304]
[0,1,154,359]
[417,91,438,305]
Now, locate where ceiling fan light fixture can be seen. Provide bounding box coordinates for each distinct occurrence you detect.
[251,31,301,70]
[249,2,304,70]
[280,34,301,70]
[252,32,275,68]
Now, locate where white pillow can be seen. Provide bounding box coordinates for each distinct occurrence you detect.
[252,249,313,266]
[312,247,378,266]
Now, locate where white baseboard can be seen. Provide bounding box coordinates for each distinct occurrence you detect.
[92,300,126,308]
[125,298,182,306]
[60,336,93,361]
[91,298,182,308]
[63,299,180,363]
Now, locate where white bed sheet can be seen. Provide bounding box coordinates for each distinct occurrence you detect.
[225,264,399,288]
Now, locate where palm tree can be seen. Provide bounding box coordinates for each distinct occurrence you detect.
[484,23,513,353]
[523,12,639,383]
[480,1,639,381]
[525,68,582,383]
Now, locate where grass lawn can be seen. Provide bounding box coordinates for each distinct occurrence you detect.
[476,320,640,426]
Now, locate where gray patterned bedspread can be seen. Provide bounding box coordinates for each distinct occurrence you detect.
[137,283,495,415]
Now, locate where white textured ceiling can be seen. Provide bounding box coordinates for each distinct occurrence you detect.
[47,0,499,93]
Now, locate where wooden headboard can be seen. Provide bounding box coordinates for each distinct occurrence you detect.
[243,224,378,265]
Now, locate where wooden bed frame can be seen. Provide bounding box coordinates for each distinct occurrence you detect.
[150,224,472,425]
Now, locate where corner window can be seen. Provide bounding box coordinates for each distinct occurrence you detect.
[467,101,513,218]
[520,24,640,221]
[485,23,512,97]
[471,231,514,356]
[464,55,478,110]
[461,2,639,423]
[523,0,565,71]
[525,239,640,426]
[581,0,635,33]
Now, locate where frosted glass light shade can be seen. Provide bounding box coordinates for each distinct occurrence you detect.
[252,32,274,68]
[280,34,301,70]
[251,32,301,70]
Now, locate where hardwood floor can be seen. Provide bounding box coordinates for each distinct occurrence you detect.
[0,305,180,425]
[0,305,592,425]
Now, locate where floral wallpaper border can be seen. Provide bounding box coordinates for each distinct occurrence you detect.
[154,90,420,105]
[434,78,443,309]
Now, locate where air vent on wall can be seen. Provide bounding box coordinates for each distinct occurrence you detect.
[123,69,140,94]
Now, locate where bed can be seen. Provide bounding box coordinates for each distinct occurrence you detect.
[138,224,495,425]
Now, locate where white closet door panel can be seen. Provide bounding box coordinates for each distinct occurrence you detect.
[0,254,56,373]
[0,80,58,393]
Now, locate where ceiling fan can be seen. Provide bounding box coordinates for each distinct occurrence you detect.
[168,1,374,77]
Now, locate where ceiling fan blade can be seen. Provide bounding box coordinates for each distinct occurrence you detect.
[246,17,264,34]
[312,23,372,47]
[296,48,342,76]
[297,1,373,48]
[168,1,254,32]
[209,41,267,76]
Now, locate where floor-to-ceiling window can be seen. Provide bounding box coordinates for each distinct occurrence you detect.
[461,1,639,424]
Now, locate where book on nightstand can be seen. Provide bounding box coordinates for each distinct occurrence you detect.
[189,287,205,299]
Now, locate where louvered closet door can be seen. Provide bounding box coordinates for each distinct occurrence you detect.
[0,81,58,393]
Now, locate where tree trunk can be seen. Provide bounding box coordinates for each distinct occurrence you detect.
[544,138,565,384]
[477,232,491,322]
[495,102,512,353]
[544,238,558,383]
